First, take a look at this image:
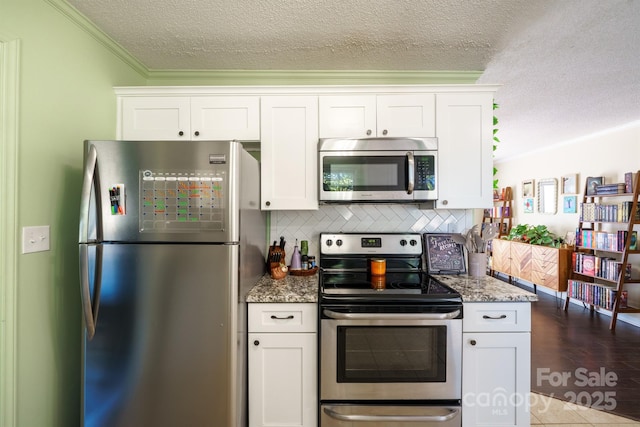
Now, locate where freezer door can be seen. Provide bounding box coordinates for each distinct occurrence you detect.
[80,140,247,243]
[81,243,240,427]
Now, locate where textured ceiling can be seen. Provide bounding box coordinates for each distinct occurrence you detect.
[65,0,640,161]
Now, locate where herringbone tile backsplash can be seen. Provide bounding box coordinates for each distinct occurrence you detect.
[270,205,474,259]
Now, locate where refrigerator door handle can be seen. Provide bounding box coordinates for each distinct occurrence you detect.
[79,144,101,243]
[80,244,102,340]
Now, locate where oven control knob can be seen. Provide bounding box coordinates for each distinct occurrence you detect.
[410,239,418,246]
[326,239,333,247]
[336,239,343,247]
[400,239,407,246]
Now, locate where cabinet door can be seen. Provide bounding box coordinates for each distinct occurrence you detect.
[120,96,190,140]
[510,242,532,281]
[376,94,436,137]
[435,92,494,209]
[260,96,319,210]
[491,239,511,275]
[248,333,317,427]
[190,96,260,141]
[318,95,376,138]
[462,332,531,427]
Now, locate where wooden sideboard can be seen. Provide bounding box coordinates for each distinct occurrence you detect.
[491,239,572,292]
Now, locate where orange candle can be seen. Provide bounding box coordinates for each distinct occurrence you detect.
[371,275,386,290]
[370,258,386,276]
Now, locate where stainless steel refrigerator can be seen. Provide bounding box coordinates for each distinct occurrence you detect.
[79,139,266,427]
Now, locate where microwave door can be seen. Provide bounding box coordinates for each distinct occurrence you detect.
[320,152,413,202]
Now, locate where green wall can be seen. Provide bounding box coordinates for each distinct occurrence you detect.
[1,0,145,426]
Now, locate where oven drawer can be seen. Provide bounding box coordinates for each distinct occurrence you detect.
[321,404,461,427]
[248,303,317,333]
[463,302,531,333]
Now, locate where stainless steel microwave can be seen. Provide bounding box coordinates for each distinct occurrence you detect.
[318,137,438,203]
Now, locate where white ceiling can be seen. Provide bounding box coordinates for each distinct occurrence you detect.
[65,0,640,161]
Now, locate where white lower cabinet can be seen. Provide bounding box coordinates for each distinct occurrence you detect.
[248,303,317,427]
[462,302,531,427]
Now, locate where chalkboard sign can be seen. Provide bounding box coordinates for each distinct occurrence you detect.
[423,233,466,274]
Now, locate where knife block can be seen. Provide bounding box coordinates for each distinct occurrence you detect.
[267,247,287,280]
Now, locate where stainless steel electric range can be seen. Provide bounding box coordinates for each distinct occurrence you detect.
[318,232,463,427]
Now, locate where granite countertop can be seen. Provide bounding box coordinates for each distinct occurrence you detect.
[435,274,539,302]
[246,272,537,304]
[246,273,318,303]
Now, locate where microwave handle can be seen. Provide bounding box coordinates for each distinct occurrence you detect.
[406,152,414,194]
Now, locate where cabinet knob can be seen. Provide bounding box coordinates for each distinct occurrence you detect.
[442,200,448,205]
[194,131,200,136]
[253,340,260,346]
[178,131,184,136]
[382,129,388,136]
[470,339,477,346]
[366,129,372,136]
[265,201,271,207]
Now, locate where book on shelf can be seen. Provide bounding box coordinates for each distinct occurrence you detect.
[630,231,638,251]
[582,254,595,276]
[579,201,639,222]
[568,280,617,310]
[625,172,634,194]
[595,183,625,195]
[620,290,628,309]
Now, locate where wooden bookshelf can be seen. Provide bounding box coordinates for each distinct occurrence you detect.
[563,171,640,331]
[483,186,513,238]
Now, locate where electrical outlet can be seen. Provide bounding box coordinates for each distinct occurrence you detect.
[22,225,50,254]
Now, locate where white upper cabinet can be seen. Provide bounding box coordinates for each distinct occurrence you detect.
[121,96,191,140]
[319,94,435,138]
[435,92,494,209]
[260,95,319,211]
[190,96,260,140]
[119,96,260,141]
[318,95,377,137]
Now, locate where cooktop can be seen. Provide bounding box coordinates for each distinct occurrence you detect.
[320,271,462,303]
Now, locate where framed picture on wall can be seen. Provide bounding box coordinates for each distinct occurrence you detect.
[563,196,577,213]
[522,180,535,198]
[561,174,578,194]
[524,198,534,213]
[586,176,604,196]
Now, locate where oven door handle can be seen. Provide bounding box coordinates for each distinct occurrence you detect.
[323,405,460,422]
[323,308,461,320]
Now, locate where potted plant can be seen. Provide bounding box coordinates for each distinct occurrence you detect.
[504,224,564,248]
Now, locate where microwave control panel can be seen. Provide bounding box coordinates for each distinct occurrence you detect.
[414,155,436,191]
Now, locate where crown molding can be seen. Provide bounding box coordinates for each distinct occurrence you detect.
[145,69,482,86]
[46,0,149,78]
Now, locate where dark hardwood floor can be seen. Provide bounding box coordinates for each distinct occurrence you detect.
[524,283,640,421]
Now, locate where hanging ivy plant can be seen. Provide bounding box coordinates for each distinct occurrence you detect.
[493,102,500,189]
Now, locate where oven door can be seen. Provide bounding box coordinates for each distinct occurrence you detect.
[320,306,461,401]
[321,403,461,427]
[319,151,437,202]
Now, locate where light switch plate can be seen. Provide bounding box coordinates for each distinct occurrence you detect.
[22,225,50,254]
